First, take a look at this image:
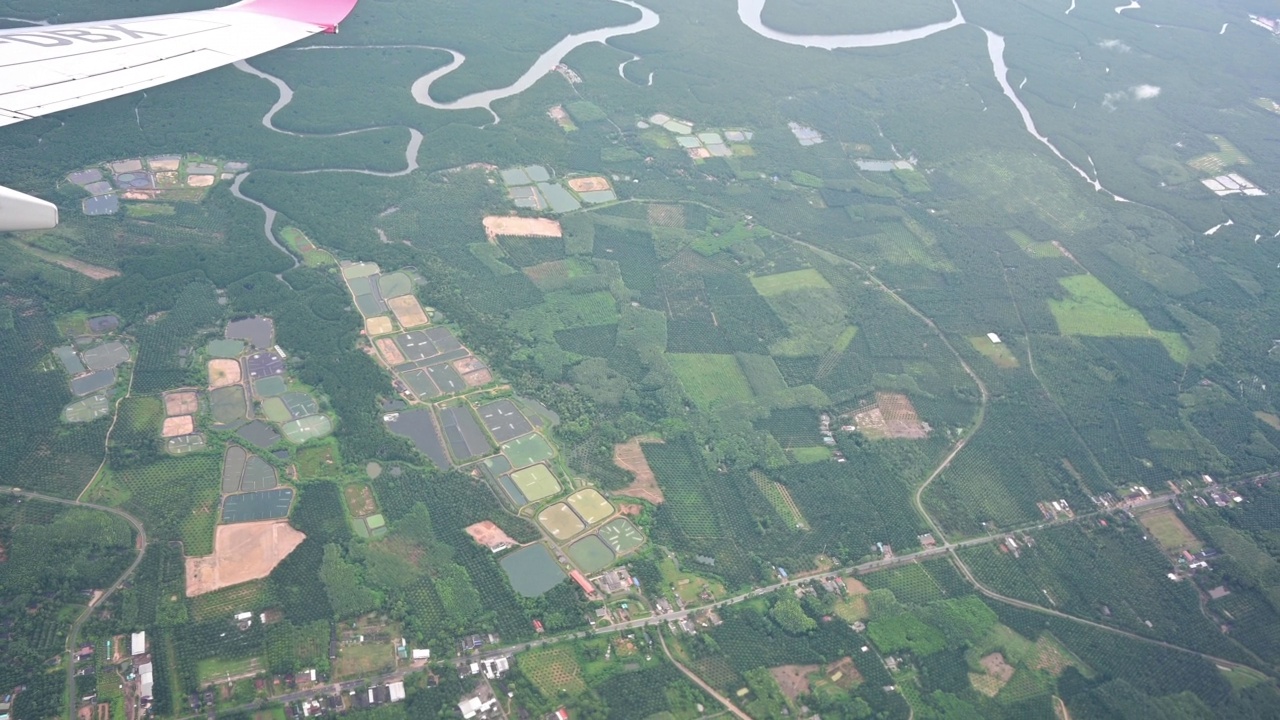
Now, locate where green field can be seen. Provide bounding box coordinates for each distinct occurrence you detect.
[279,226,333,267]
[750,268,832,297]
[510,463,561,502]
[791,446,832,463]
[566,488,613,524]
[206,339,245,358]
[520,646,587,697]
[538,502,586,540]
[196,656,261,684]
[668,353,755,410]
[502,433,556,468]
[969,336,1019,368]
[1187,135,1250,173]
[1048,275,1188,362]
[1005,229,1062,259]
[281,415,333,443]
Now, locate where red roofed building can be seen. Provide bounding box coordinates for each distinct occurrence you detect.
[570,570,597,597]
[532,619,545,634]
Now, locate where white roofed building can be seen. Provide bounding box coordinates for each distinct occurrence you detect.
[131,631,146,656]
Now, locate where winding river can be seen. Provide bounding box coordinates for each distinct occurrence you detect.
[409,0,659,116]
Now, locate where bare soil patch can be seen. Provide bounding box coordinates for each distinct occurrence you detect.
[208,359,242,389]
[853,392,930,439]
[461,367,493,387]
[612,436,664,504]
[1032,635,1076,676]
[769,664,819,702]
[971,652,1015,697]
[164,391,199,416]
[567,176,611,193]
[464,521,517,551]
[387,295,429,329]
[483,216,562,242]
[185,521,306,596]
[375,338,406,366]
[344,484,377,518]
[365,316,394,336]
[161,415,195,438]
[824,656,862,689]
[844,577,869,595]
[186,174,216,188]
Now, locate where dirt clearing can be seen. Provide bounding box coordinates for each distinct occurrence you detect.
[387,295,430,329]
[375,338,406,366]
[366,316,394,336]
[769,664,818,702]
[185,521,306,597]
[164,391,199,416]
[567,176,611,193]
[161,415,195,438]
[612,436,664,504]
[186,175,216,187]
[852,392,930,439]
[208,359,242,389]
[971,652,1015,697]
[483,216,562,242]
[465,521,517,551]
[10,240,121,280]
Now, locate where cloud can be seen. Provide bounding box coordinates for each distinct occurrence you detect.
[1103,84,1161,110]
[1098,38,1132,52]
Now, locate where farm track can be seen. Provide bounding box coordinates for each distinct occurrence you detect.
[659,632,752,720]
[14,490,148,720]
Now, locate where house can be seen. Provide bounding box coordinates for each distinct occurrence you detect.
[654,598,673,615]
[481,657,510,679]
[595,568,632,595]
[532,619,545,634]
[458,684,498,719]
[412,649,431,661]
[388,681,405,702]
[547,709,570,720]
[131,631,146,656]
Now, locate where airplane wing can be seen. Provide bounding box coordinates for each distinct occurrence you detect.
[0,0,359,231]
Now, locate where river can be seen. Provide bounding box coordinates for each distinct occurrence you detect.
[409,0,659,115]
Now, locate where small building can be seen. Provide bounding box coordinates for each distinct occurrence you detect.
[234,612,253,621]
[1208,586,1231,600]
[458,685,497,719]
[570,570,597,597]
[130,631,146,657]
[138,661,154,699]
[388,681,405,702]
[987,332,1002,344]
[412,648,431,661]
[532,619,545,634]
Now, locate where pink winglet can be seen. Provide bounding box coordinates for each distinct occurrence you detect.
[223,0,359,32]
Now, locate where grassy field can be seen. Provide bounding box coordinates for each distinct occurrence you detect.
[296,443,339,479]
[1048,275,1189,363]
[279,226,334,267]
[750,268,832,297]
[333,640,395,679]
[791,446,832,463]
[658,555,727,604]
[1005,229,1062,259]
[520,646,587,698]
[196,656,261,684]
[668,353,755,410]
[1138,507,1203,553]
[1187,135,1250,174]
[969,336,1019,368]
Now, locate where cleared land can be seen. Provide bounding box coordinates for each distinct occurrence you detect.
[344,484,377,518]
[853,393,930,439]
[483,216,562,242]
[1138,507,1203,552]
[770,665,819,702]
[387,295,430,329]
[208,359,242,389]
[668,353,754,410]
[464,520,516,550]
[567,176,611,193]
[164,391,199,416]
[750,268,832,297]
[365,316,394,336]
[1049,275,1188,363]
[161,415,195,438]
[612,436,664,503]
[969,336,1019,368]
[375,337,407,365]
[970,652,1015,697]
[185,521,306,596]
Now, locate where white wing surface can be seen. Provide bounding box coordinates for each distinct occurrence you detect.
[0,0,359,128]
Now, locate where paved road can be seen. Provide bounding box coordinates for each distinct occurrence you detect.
[13,490,148,720]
